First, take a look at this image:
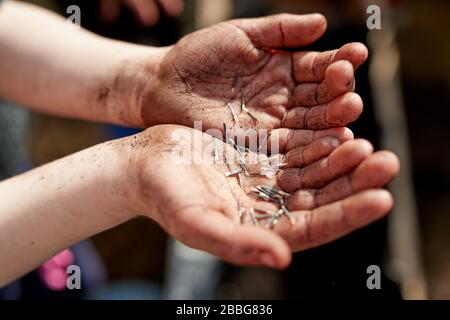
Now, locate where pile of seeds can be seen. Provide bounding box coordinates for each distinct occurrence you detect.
[221,90,295,229]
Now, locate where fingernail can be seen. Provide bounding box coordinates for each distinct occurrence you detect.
[323,136,341,148]
[260,252,277,269]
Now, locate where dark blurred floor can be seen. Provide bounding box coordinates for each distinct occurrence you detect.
[397,0,450,299]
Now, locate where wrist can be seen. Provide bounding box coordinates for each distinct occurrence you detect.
[97,137,145,222]
[107,129,163,221]
[104,44,170,128]
[120,127,176,223]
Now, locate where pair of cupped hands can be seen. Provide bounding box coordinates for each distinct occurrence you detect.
[115,13,400,269]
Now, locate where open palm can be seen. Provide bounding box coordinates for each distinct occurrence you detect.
[133,125,399,269]
[143,13,368,136]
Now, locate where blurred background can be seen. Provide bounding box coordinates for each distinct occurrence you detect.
[0,0,449,300]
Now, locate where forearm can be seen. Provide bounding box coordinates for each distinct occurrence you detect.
[0,1,165,127]
[0,138,138,286]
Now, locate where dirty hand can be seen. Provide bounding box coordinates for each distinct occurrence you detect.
[125,13,368,134]
[125,125,399,269]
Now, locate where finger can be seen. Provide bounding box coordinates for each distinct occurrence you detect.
[98,0,121,23]
[282,136,341,169]
[293,42,368,83]
[269,127,354,153]
[124,0,160,26]
[293,60,355,107]
[278,190,393,251]
[175,207,291,269]
[157,0,184,17]
[283,92,363,130]
[231,13,327,49]
[286,151,400,210]
[277,139,373,192]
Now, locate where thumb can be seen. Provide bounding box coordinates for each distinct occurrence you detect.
[227,223,292,269]
[176,207,292,269]
[231,13,327,49]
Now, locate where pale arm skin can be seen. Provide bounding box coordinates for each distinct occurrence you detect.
[0,139,137,286]
[0,0,162,126]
